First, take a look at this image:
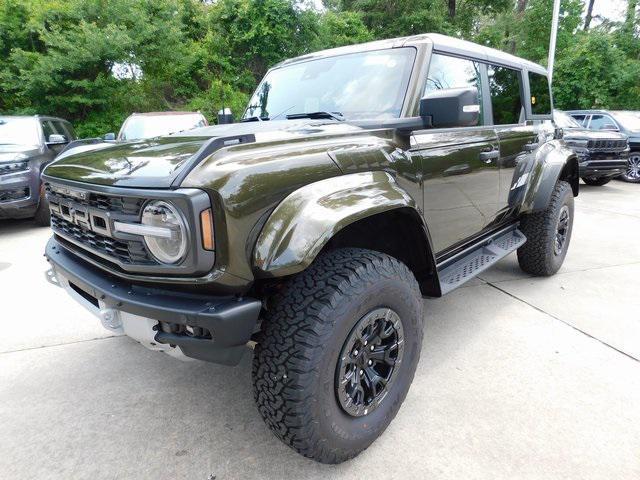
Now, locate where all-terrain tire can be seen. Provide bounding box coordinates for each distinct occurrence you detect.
[517,180,574,276]
[581,176,611,186]
[252,248,423,464]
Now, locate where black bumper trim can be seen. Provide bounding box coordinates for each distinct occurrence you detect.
[579,161,627,178]
[46,237,262,365]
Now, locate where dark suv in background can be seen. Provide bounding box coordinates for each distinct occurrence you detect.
[568,110,640,183]
[554,110,629,186]
[0,116,76,225]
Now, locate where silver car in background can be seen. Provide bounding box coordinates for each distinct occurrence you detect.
[0,116,76,225]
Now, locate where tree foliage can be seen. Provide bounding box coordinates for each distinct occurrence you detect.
[1,0,639,136]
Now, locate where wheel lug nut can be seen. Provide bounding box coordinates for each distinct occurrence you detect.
[370,345,374,351]
[368,360,373,366]
[353,349,359,356]
[364,341,368,346]
[359,369,363,375]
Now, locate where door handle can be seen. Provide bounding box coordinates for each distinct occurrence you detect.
[524,142,540,152]
[479,150,500,163]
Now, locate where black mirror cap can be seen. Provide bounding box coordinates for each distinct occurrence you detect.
[420,87,480,129]
[218,108,235,125]
[103,132,116,141]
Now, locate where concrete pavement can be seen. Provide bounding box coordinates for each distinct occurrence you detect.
[1,180,639,479]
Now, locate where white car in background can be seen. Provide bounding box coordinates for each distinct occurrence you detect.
[108,111,208,141]
[56,111,208,161]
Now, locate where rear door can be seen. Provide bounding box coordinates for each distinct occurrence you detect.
[411,53,500,253]
[489,67,543,219]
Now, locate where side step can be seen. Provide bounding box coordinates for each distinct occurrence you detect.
[438,229,526,295]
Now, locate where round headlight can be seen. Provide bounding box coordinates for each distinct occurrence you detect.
[141,201,188,264]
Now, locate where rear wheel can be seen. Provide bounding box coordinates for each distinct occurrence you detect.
[252,248,423,464]
[517,181,574,276]
[620,153,640,183]
[582,176,611,186]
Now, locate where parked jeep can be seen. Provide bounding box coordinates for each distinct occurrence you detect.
[43,34,578,463]
[553,110,629,186]
[0,115,76,225]
[567,109,640,183]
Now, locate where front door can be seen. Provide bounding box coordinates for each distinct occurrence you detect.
[410,53,500,254]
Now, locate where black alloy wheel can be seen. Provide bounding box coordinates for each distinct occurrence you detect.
[336,308,404,417]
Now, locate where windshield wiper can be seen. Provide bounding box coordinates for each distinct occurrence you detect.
[286,111,346,122]
[240,116,270,123]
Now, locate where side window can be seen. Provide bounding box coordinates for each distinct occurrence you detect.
[589,115,618,130]
[528,72,551,115]
[41,121,56,141]
[571,114,587,126]
[60,122,76,140]
[488,65,524,125]
[51,121,67,137]
[423,53,483,125]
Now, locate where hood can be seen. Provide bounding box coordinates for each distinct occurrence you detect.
[563,128,628,142]
[43,120,364,188]
[0,144,41,161]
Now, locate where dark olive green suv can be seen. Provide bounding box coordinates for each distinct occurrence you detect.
[43,34,578,463]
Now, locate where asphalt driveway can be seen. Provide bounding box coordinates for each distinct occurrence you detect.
[1,181,639,479]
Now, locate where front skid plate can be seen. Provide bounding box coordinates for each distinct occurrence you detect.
[438,229,526,295]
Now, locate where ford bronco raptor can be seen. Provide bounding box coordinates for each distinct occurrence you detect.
[43,34,578,464]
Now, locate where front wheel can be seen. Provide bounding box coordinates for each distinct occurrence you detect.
[517,180,574,276]
[620,153,640,183]
[252,248,423,464]
[582,176,611,186]
[33,183,51,227]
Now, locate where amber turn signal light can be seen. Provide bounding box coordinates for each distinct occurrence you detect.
[200,208,214,251]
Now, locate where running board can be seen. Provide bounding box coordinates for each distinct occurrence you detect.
[438,229,526,295]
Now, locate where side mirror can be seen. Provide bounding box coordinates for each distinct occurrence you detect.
[217,108,235,125]
[47,134,67,145]
[103,132,116,141]
[420,87,480,129]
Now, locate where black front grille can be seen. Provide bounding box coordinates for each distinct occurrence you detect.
[587,139,627,152]
[51,214,153,265]
[0,187,29,202]
[45,185,144,215]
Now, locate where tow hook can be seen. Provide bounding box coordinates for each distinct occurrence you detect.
[45,268,60,287]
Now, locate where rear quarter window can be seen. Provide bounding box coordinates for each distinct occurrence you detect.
[529,72,552,115]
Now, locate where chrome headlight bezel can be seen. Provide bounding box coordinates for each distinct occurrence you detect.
[141,200,189,265]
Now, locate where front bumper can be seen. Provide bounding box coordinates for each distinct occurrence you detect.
[45,237,262,365]
[578,156,628,179]
[0,169,40,219]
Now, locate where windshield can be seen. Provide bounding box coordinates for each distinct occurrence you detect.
[0,118,40,146]
[243,48,416,121]
[613,111,640,132]
[119,114,207,141]
[554,111,582,129]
